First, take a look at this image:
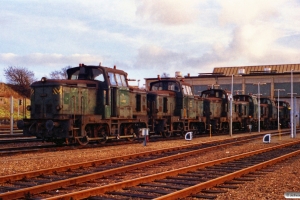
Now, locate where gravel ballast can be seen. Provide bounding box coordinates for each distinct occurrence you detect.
[1,133,300,199]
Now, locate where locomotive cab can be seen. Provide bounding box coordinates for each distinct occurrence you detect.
[66,64,146,142]
[18,64,146,145]
[233,94,258,131]
[275,100,290,128]
[259,98,278,129]
[201,89,240,133]
[148,79,205,136]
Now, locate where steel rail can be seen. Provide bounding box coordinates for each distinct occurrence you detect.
[0,129,290,154]
[43,139,300,200]
[0,136,261,200]
[155,149,300,199]
[0,132,267,184]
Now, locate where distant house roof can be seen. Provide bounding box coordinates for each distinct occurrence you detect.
[213,64,300,76]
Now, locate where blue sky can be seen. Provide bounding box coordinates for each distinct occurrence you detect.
[1,0,300,86]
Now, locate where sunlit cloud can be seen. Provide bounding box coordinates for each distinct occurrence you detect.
[1,0,300,83]
[136,0,200,25]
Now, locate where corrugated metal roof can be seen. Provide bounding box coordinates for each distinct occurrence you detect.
[213,64,300,76]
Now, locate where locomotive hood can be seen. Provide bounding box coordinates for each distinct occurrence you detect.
[31,78,99,87]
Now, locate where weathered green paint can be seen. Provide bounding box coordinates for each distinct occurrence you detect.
[104,105,111,119]
[117,88,132,118]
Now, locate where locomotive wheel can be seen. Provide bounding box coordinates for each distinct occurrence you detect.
[163,131,171,138]
[221,123,229,133]
[95,134,108,144]
[97,127,108,144]
[84,125,93,138]
[67,138,75,144]
[98,136,108,144]
[53,138,65,146]
[77,136,89,145]
[176,131,184,137]
[127,136,135,141]
[125,127,136,141]
[126,128,136,141]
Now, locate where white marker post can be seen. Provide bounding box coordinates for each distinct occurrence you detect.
[263,134,271,143]
[10,96,14,134]
[185,132,193,141]
[142,128,149,146]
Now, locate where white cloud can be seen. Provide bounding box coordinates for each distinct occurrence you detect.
[136,0,200,25]
[135,45,183,68]
[1,0,300,84]
[0,53,106,66]
[0,53,108,79]
[218,0,283,25]
[227,24,283,58]
[203,0,300,67]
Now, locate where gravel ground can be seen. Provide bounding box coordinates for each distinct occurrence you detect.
[1,133,300,199]
[216,155,300,200]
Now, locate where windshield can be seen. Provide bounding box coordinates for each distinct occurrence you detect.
[151,81,180,92]
[108,72,127,86]
[68,67,105,81]
[182,85,193,95]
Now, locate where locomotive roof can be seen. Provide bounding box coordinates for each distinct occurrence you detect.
[259,97,275,105]
[233,94,257,98]
[201,88,231,94]
[150,78,191,85]
[200,88,231,100]
[31,64,131,89]
[67,64,128,79]
[233,94,257,102]
[260,97,273,100]
[30,77,99,87]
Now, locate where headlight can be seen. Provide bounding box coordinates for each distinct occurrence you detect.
[17,120,24,129]
[46,120,54,131]
[26,105,31,111]
[56,105,62,110]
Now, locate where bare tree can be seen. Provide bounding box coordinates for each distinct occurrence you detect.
[4,66,35,97]
[50,66,71,79]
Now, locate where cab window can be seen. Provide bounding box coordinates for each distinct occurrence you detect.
[92,69,104,82]
[108,72,117,86]
[120,74,127,86]
[151,82,162,91]
[116,74,122,86]
[187,86,192,95]
[70,71,79,80]
[182,86,187,94]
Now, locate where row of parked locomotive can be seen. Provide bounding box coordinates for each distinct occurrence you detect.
[201,90,259,133]
[17,64,207,145]
[275,100,290,128]
[205,90,291,132]
[203,89,291,133]
[17,64,290,145]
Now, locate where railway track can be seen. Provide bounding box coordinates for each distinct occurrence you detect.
[0,129,36,144]
[0,132,292,200]
[0,126,22,135]
[0,137,40,145]
[0,144,72,156]
[51,140,300,199]
[0,129,290,156]
[0,139,138,156]
[0,131,23,137]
